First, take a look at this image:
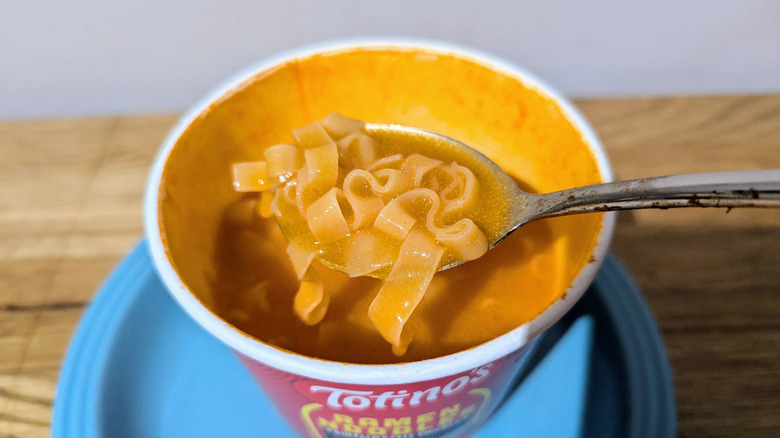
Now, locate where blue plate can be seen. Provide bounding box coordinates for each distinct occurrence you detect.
[53,241,675,437]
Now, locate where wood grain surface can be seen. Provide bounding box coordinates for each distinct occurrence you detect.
[1,95,779,437]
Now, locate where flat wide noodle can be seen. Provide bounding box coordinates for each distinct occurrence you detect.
[373,196,418,240]
[402,154,443,186]
[303,143,339,190]
[322,112,366,139]
[343,170,386,230]
[287,240,317,279]
[294,165,317,215]
[292,121,336,149]
[270,184,296,218]
[375,188,439,241]
[434,218,488,261]
[366,153,403,172]
[306,187,350,243]
[439,162,478,217]
[338,133,377,169]
[257,190,275,218]
[368,229,444,355]
[294,267,329,325]
[345,231,395,277]
[230,113,493,356]
[264,144,300,181]
[372,169,414,200]
[231,162,269,192]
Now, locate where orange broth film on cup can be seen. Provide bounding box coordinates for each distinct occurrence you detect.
[145,40,614,438]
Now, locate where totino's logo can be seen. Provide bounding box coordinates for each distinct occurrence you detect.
[307,363,492,411]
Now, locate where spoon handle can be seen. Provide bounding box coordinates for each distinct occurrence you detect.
[518,169,780,225]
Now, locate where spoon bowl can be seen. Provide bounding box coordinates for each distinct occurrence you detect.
[363,123,780,272]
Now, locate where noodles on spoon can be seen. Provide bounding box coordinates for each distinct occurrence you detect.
[232,114,498,355]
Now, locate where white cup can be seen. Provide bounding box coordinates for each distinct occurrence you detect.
[145,38,614,437]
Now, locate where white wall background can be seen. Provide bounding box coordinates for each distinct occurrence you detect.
[2,0,779,120]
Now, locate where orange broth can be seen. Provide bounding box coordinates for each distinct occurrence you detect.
[159,47,604,364]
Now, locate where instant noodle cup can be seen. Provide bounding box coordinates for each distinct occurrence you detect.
[145,39,615,438]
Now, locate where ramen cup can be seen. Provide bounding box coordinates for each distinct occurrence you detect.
[145,39,614,438]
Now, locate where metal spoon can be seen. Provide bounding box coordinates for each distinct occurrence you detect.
[364,123,780,270]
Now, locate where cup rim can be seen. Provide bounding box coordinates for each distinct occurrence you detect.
[144,36,615,385]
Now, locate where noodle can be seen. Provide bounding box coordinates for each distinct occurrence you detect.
[231,113,490,355]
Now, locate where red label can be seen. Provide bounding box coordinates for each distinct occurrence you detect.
[238,344,532,438]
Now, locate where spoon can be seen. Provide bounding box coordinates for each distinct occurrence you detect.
[363,123,780,271]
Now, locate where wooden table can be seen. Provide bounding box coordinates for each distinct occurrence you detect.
[1,96,779,437]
